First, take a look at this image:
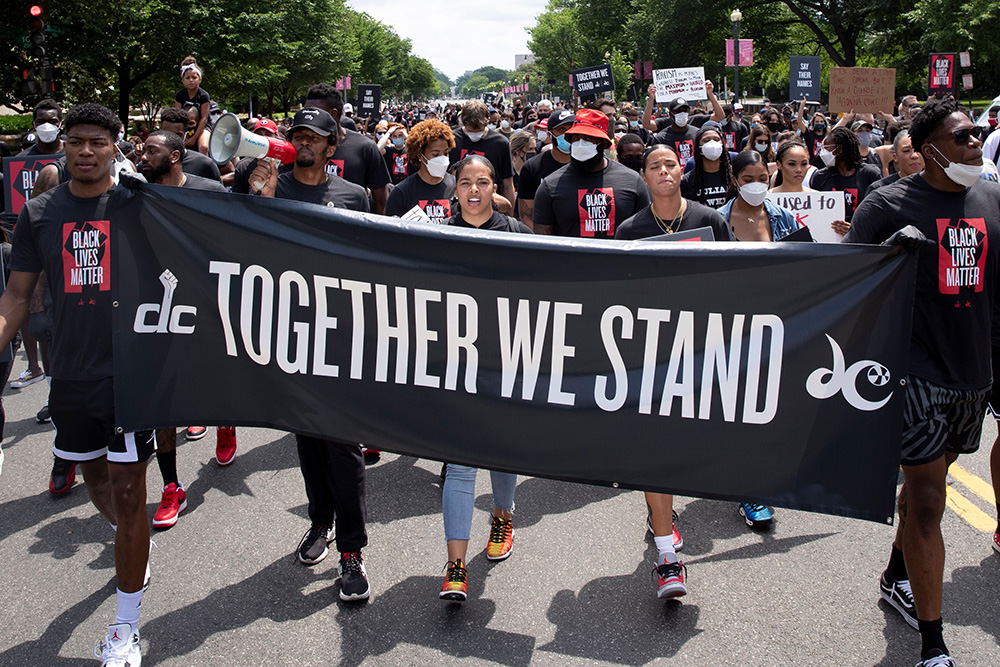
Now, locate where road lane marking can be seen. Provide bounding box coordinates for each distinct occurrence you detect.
[945,485,995,532]
[949,463,995,509]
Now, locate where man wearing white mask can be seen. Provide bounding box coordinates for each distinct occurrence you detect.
[532,109,649,238]
[449,100,515,205]
[847,97,1000,667]
[18,99,64,157]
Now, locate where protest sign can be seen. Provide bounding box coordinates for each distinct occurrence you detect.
[928,53,957,97]
[358,84,380,117]
[653,67,707,103]
[570,65,615,96]
[789,56,821,102]
[3,155,61,215]
[111,180,918,523]
[828,67,896,113]
[766,191,846,243]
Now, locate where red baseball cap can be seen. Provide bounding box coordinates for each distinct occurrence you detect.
[253,117,278,135]
[536,117,549,130]
[565,108,609,142]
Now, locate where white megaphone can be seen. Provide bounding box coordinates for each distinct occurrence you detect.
[209,113,296,166]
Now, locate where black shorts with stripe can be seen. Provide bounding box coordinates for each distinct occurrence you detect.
[50,377,155,464]
[901,374,990,466]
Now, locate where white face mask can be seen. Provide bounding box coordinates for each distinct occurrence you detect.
[35,122,60,144]
[701,140,724,161]
[466,129,485,142]
[423,155,450,178]
[487,123,497,131]
[819,147,836,167]
[673,112,689,128]
[754,142,769,153]
[930,143,984,187]
[739,182,769,207]
[500,120,510,130]
[570,139,600,162]
[537,130,549,142]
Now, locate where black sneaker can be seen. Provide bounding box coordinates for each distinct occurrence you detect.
[338,551,370,601]
[296,525,333,565]
[36,404,51,424]
[49,456,76,496]
[879,570,918,629]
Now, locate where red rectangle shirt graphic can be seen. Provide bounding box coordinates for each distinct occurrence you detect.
[578,187,616,237]
[62,220,110,293]
[937,217,987,294]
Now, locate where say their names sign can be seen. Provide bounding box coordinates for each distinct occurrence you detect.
[358,84,380,117]
[789,56,821,102]
[828,67,896,114]
[653,67,707,103]
[766,191,846,243]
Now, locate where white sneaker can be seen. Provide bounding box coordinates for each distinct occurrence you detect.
[94,623,141,666]
[0,447,5,480]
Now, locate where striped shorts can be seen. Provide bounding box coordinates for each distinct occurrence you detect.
[900,374,990,466]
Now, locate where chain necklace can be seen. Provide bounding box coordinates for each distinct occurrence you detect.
[651,199,686,235]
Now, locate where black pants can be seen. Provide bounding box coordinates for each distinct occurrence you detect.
[295,435,367,553]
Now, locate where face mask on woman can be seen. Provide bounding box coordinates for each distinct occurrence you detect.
[392,137,405,148]
[819,147,836,167]
[739,182,769,207]
[701,140,724,161]
[423,155,450,178]
[629,120,640,128]
[754,141,768,153]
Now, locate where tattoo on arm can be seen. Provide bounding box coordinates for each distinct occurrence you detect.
[31,165,59,198]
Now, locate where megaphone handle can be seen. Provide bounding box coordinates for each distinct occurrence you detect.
[250,157,278,197]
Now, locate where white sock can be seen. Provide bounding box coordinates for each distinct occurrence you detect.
[653,535,678,563]
[115,588,143,634]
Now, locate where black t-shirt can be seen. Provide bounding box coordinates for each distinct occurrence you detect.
[383,146,410,185]
[650,125,699,163]
[862,149,883,172]
[615,199,735,241]
[533,160,651,238]
[681,169,729,209]
[447,209,532,234]
[719,120,747,153]
[326,129,391,191]
[231,157,258,195]
[517,150,569,201]
[275,172,370,211]
[17,144,65,158]
[449,129,513,182]
[845,175,1000,388]
[175,86,210,108]
[181,173,228,192]
[864,172,903,200]
[10,184,114,380]
[384,172,455,223]
[181,149,222,181]
[801,129,828,169]
[809,163,882,221]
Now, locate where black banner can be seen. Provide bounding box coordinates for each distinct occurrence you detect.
[3,155,61,215]
[571,65,615,97]
[111,182,917,523]
[928,53,957,97]
[789,56,821,102]
[358,84,380,118]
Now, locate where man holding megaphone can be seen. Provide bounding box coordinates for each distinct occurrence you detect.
[249,106,373,602]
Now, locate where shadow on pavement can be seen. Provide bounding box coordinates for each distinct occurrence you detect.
[365,455,448,525]
[0,489,92,547]
[943,554,1000,645]
[539,542,701,664]
[28,515,115,573]
[474,475,625,530]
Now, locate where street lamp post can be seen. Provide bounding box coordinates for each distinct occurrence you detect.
[731,8,742,104]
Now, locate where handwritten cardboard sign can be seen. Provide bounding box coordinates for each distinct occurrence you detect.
[766,191,846,243]
[828,67,895,114]
[653,67,707,103]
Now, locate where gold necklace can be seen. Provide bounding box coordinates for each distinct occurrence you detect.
[651,199,686,235]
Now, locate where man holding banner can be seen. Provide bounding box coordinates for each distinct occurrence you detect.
[847,97,1000,667]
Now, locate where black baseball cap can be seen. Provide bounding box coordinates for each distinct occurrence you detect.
[548,108,576,131]
[288,107,337,137]
[668,97,690,113]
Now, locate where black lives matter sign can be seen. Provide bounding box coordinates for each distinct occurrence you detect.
[571,65,615,96]
[928,53,957,97]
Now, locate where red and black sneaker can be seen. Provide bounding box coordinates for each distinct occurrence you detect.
[653,558,687,599]
[362,447,381,464]
[152,483,188,529]
[49,456,76,496]
[992,530,999,554]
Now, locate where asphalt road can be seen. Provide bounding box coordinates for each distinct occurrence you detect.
[0,360,998,666]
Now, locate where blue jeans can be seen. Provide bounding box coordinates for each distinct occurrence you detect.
[442,464,516,542]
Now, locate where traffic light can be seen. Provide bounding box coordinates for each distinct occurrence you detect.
[28,5,47,60]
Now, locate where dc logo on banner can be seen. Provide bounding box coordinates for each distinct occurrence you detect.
[806,334,892,411]
[133,269,197,335]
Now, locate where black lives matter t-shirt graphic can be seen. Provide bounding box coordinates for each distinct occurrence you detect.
[62,220,110,293]
[937,217,987,295]
[674,140,695,162]
[578,187,616,237]
[418,199,451,225]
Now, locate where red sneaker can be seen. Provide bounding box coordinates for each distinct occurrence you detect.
[993,530,1000,554]
[362,447,381,464]
[216,427,237,466]
[152,483,188,529]
[185,426,207,441]
[49,457,76,496]
[653,558,687,599]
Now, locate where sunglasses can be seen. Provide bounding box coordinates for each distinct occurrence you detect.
[950,127,983,143]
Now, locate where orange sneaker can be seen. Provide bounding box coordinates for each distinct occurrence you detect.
[486,516,514,561]
[439,559,468,601]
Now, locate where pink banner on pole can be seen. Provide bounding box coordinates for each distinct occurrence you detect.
[644,61,653,79]
[739,40,754,66]
[726,40,735,67]
[634,61,641,79]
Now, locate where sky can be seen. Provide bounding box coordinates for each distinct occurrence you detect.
[351,0,540,82]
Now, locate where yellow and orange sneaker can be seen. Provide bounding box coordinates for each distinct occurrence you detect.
[439,559,468,601]
[486,516,514,561]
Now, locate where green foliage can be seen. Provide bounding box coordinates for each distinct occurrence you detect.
[0,115,33,135]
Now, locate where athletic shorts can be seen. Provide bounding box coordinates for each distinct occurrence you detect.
[49,377,155,464]
[900,374,990,466]
[989,344,1000,418]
